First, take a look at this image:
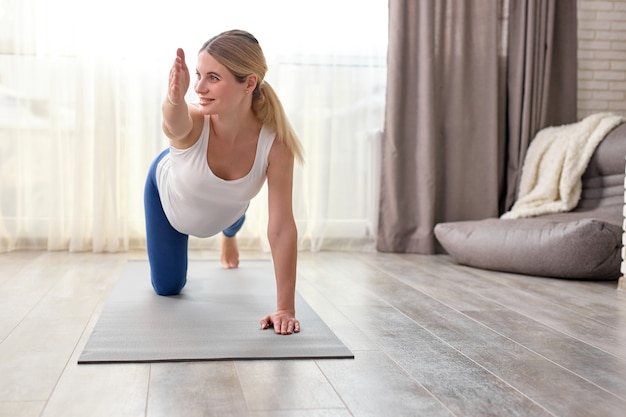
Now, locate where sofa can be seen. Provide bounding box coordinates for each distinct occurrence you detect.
[434,118,626,280]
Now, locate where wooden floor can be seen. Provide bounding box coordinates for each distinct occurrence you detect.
[1,250,625,417]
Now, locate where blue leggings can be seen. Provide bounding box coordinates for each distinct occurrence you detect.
[144,149,246,295]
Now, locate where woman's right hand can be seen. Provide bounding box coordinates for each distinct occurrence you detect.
[162,48,195,143]
[167,48,190,105]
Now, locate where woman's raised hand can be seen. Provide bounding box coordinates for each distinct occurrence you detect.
[167,48,190,105]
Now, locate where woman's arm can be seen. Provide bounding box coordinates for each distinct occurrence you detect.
[162,48,196,144]
[260,139,300,335]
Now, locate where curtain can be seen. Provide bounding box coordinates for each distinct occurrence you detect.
[0,0,388,253]
[504,0,578,210]
[378,0,504,254]
[378,0,577,254]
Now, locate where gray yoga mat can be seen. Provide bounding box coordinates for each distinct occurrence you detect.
[78,260,353,364]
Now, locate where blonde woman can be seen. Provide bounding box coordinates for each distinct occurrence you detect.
[144,30,304,335]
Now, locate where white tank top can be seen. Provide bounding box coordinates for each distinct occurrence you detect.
[156,115,275,237]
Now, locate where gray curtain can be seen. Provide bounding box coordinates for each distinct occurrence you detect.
[378,0,502,253]
[504,0,578,210]
[377,0,577,254]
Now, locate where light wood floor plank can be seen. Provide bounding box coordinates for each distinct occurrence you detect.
[317,350,455,417]
[340,304,555,417]
[147,362,248,417]
[465,309,626,401]
[40,363,150,417]
[234,360,346,413]
[0,401,45,417]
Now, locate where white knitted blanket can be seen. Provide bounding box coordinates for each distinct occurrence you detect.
[501,112,625,219]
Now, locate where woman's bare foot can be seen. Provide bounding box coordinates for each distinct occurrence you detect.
[221,234,240,269]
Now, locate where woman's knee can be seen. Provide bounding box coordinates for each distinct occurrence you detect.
[151,274,186,296]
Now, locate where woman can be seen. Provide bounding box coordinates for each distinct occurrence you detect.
[144,30,304,335]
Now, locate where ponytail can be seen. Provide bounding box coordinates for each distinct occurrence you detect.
[252,81,304,164]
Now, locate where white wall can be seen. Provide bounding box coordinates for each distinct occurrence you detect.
[578,0,626,118]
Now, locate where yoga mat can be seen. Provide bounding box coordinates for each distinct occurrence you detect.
[78,260,353,364]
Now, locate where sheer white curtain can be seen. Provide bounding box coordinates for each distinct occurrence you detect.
[0,0,387,253]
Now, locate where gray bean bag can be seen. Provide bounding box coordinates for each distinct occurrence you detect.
[434,122,626,280]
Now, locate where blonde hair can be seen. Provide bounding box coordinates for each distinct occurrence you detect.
[200,30,304,164]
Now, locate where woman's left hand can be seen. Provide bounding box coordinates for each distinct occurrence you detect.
[260,310,300,335]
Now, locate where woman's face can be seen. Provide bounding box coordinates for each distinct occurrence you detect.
[193,51,251,115]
